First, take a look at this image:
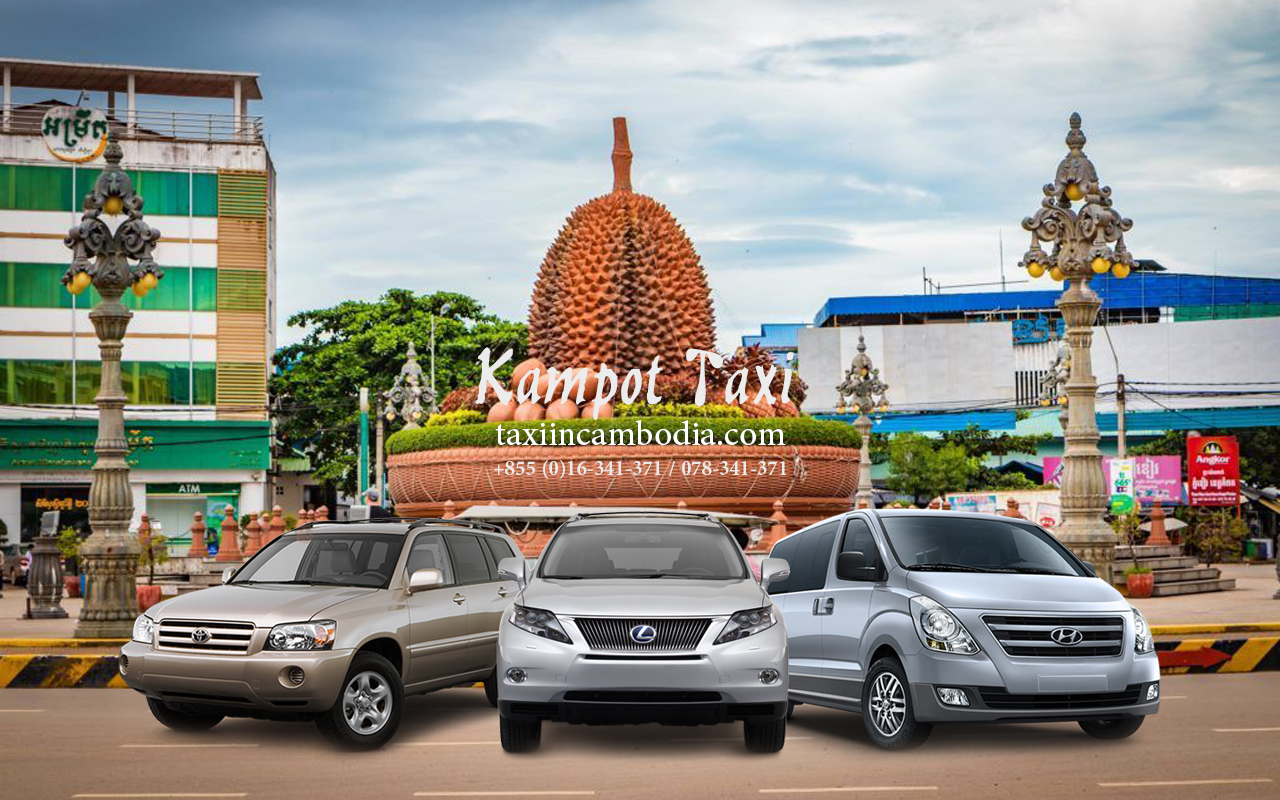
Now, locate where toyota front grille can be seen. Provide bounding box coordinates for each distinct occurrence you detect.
[157,619,255,654]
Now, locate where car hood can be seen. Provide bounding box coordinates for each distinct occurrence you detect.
[520,578,768,617]
[147,584,379,626]
[906,572,1128,613]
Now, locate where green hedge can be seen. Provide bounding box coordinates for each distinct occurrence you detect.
[387,415,861,454]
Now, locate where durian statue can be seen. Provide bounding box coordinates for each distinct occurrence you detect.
[528,117,717,375]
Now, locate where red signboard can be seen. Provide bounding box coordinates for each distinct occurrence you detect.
[1186,435,1240,507]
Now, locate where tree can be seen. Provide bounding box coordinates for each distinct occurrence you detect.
[872,425,1049,495]
[886,432,977,504]
[1183,508,1248,566]
[271,290,527,494]
[1131,427,1280,489]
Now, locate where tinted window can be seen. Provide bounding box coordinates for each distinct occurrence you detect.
[231,533,404,588]
[879,515,1087,577]
[538,522,747,580]
[446,534,495,584]
[484,535,518,567]
[405,533,455,585]
[790,522,837,592]
[766,534,800,594]
[840,517,881,577]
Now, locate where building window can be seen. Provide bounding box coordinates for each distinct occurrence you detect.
[0,164,217,216]
[0,360,216,406]
[0,263,217,311]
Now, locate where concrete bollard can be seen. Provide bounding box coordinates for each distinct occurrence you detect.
[215,507,242,562]
[188,512,208,558]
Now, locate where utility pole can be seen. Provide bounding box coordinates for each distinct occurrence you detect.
[1115,373,1127,458]
[374,402,386,506]
[358,387,370,497]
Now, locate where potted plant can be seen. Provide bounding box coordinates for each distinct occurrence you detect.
[56,526,83,598]
[1112,511,1153,598]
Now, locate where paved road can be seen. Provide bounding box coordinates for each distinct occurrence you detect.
[3,674,1278,799]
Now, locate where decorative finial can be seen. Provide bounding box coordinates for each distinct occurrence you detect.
[103,127,123,167]
[856,334,867,353]
[611,117,632,193]
[1066,112,1086,152]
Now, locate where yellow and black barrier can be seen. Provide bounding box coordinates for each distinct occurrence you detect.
[1156,636,1280,674]
[0,655,128,688]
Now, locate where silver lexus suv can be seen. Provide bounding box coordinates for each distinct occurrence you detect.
[770,510,1160,749]
[120,518,521,749]
[495,511,792,753]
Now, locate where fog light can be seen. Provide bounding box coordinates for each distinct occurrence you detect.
[758,669,780,685]
[288,667,305,686]
[1146,683,1159,701]
[936,687,970,707]
[506,668,527,684]
[118,655,128,675]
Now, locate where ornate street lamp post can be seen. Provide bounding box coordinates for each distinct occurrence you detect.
[837,334,889,509]
[63,130,163,638]
[1018,113,1136,583]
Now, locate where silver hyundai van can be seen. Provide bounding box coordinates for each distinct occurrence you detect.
[494,511,791,753]
[770,510,1159,749]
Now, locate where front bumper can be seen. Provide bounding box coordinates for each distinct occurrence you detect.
[119,640,353,714]
[910,679,1161,723]
[496,618,788,725]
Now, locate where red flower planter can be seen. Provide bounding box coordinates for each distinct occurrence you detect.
[137,584,162,612]
[1125,571,1154,599]
[63,575,81,598]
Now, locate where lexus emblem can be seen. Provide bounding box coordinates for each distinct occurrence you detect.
[191,628,211,644]
[1050,627,1083,646]
[629,624,657,644]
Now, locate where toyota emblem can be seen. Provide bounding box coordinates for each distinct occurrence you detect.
[1049,627,1083,646]
[191,628,211,644]
[629,624,657,644]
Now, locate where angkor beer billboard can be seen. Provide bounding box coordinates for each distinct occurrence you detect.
[1186,435,1240,507]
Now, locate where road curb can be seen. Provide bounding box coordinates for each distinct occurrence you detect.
[1157,636,1280,674]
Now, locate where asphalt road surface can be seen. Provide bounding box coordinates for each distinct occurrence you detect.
[3,674,1278,800]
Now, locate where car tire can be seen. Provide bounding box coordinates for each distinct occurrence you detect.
[861,657,932,750]
[499,714,542,753]
[315,652,404,751]
[1079,717,1144,740]
[744,716,786,753]
[146,698,223,732]
[786,700,797,720]
[483,669,499,708]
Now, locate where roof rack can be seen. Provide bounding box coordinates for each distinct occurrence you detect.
[293,517,503,534]
[567,510,718,522]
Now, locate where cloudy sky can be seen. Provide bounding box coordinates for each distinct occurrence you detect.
[5,0,1278,348]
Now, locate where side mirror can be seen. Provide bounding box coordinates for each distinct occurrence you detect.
[1082,560,1097,577]
[836,551,877,582]
[221,567,236,584]
[408,568,444,594]
[760,557,790,589]
[497,556,526,587]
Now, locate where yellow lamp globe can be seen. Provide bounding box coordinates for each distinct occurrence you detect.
[1026,261,1045,279]
[1049,266,1065,281]
[1112,262,1131,279]
[1065,182,1084,201]
[1091,255,1111,274]
[102,195,124,216]
[68,270,92,295]
[139,272,159,290]
[132,283,149,298]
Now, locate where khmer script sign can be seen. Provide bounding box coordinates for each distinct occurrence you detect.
[42,106,109,162]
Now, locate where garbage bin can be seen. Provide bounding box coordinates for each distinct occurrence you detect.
[1245,540,1258,559]
[1248,538,1274,560]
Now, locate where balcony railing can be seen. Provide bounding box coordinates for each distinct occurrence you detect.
[0,104,264,145]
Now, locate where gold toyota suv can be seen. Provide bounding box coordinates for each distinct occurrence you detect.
[119,518,521,749]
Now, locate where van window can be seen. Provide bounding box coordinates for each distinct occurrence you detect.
[766,533,800,595]
[775,522,837,593]
[840,517,881,577]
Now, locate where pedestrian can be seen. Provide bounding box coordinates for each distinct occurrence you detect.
[364,488,390,519]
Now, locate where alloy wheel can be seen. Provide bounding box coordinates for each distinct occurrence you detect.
[342,670,393,735]
[869,672,906,738]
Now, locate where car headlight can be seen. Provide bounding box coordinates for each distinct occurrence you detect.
[131,615,156,645]
[715,607,777,645]
[265,620,336,651]
[910,596,979,655]
[1131,606,1154,654]
[508,606,572,644]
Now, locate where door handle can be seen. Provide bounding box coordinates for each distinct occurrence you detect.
[815,597,834,616]
[497,586,508,597]
[823,597,835,615]
[452,593,466,605]
[812,597,822,616]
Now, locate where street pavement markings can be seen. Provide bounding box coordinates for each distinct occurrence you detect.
[397,740,501,746]
[1097,779,1273,788]
[759,788,939,794]
[0,708,45,712]
[71,794,249,798]
[412,788,596,793]
[1212,727,1280,733]
[670,735,814,741]
[119,743,261,748]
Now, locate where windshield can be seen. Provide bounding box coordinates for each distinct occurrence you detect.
[879,515,1087,577]
[538,522,749,580]
[230,532,405,588]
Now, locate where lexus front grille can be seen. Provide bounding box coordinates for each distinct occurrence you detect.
[573,618,711,651]
[982,615,1125,658]
[157,619,255,654]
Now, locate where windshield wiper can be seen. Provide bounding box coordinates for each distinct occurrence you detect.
[997,567,1075,576]
[904,563,994,573]
[235,579,333,586]
[542,574,585,580]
